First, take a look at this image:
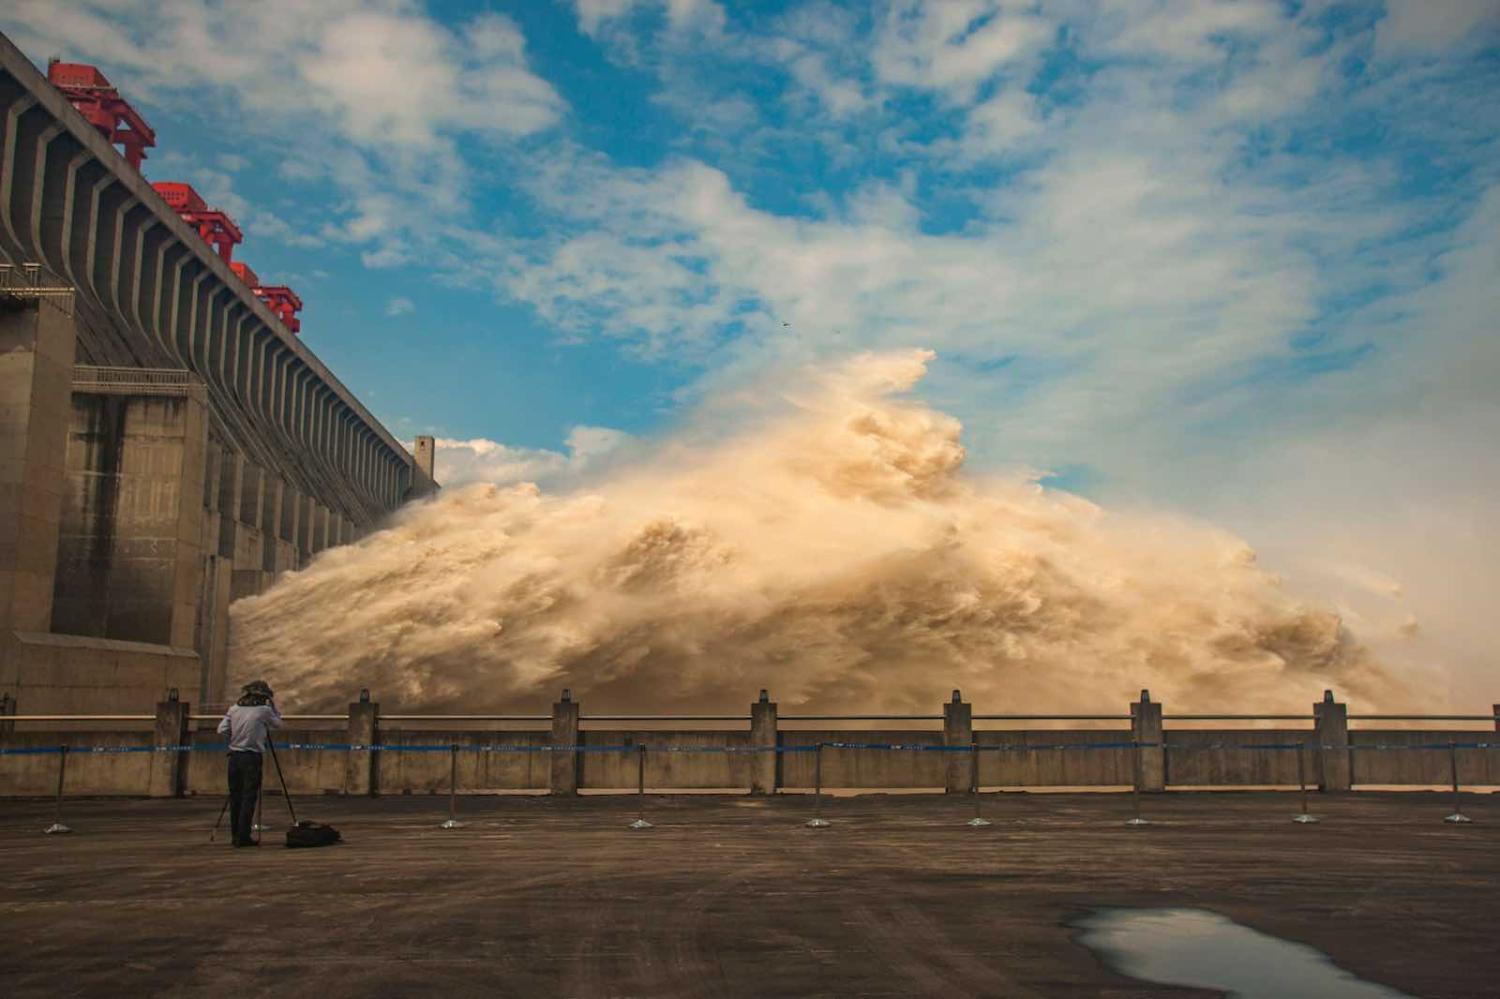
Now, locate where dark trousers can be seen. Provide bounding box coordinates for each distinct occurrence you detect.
[227,751,263,845]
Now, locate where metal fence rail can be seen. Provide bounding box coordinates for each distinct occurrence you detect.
[5,738,1492,836]
[72,364,197,395]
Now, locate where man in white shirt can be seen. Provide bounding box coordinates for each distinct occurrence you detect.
[216,680,283,847]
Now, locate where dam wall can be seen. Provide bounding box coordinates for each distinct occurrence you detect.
[0,34,436,714]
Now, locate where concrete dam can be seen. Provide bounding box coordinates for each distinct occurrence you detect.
[0,33,435,715]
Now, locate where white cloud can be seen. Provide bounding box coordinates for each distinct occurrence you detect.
[871,0,1052,101]
[385,296,415,317]
[300,10,563,147]
[565,424,633,461]
[1375,0,1500,57]
[3,0,563,269]
[960,88,1044,155]
[1095,0,1282,62]
[413,426,632,488]
[575,0,649,36]
[7,1,563,150]
[574,0,726,38]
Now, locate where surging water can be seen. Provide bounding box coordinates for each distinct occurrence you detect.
[230,350,1405,712]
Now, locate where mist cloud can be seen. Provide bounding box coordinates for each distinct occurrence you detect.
[232,351,1405,713]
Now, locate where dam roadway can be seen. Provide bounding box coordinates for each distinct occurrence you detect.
[0,791,1495,997]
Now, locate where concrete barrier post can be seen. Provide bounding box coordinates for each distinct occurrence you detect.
[149,689,190,798]
[943,689,973,794]
[551,689,580,796]
[346,689,380,796]
[1313,690,1350,792]
[1130,690,1165,792]
[750,689,778,794]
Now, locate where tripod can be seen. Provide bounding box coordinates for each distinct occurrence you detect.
[267,740,298,825]
[209,741,297,843]
[209,793,231,843]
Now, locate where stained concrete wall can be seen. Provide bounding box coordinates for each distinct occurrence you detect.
[376,731,553,794]
[51,392,207,646]
[0,299,72,638]
[0,337,379,713]
[979,730,1137,787]
[4,631,198,716]
[583,730,757,789]
[1165,730,1317,786]
[0,730,153,795]
[0,302,203,713]
[1350,731,1500,786]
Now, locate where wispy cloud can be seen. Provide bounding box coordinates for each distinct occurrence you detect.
[407,426,632,488]
[385,296,415,317]
[5,0,564,267]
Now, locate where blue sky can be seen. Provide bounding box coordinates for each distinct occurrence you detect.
[5,1,1500,694]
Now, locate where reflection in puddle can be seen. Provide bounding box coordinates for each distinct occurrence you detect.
[1075,908,1411,998]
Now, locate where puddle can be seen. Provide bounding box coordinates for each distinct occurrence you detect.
[1075,908,1412,998]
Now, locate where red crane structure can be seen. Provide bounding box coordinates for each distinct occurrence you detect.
[230,261,259,287]
[151,182,243,262]
[257,285,303,334]
[45,60,155,170]
[50,57,305,335]
[230,261,302,334]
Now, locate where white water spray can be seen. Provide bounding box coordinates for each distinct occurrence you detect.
[231,350,1405,712]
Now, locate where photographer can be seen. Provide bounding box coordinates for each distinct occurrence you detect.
[216,680,283,848]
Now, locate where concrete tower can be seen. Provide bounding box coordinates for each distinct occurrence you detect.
[415,436,436,481]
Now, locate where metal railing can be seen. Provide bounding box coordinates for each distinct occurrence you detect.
[13,710,1498,725]
[73,364,197,396]
[781,714,946,721]
[0,262,74,315]
[1348,715,1498,721]
[382,714,550,722]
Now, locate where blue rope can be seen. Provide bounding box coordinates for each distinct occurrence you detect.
[0,740,1492,757]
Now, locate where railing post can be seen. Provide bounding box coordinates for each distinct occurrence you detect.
[629,743,652,829]
[967,742,991,827]
[806,743,830,828]
[1493,703,1499,733]
[0,692,15,736]
[1130,689,1165,792]
[44,746,72,834]
[440,744,464,829]
[1313,689,1350,792]
[943,689,973,794]
[346,689,379,796]
[750,689,778,795]
[550,688,580,796]
[149,689,190,798]
[1443,741,1472,824]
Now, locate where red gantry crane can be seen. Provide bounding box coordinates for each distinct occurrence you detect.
[50,57,303,335]
[152,182,243,262]
[45,60,155,170]
[256,285,303,334]
[231,261,302,335]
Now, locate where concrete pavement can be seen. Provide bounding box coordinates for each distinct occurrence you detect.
[1,791,1496,997]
